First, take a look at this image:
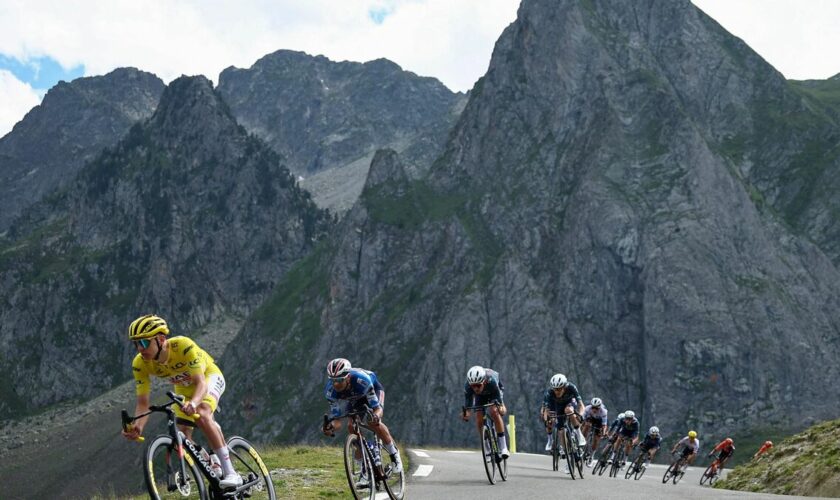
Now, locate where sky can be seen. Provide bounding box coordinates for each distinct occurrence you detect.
[1,0,839,138]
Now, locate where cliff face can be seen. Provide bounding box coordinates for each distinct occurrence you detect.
[0,76,330,418]
[221,0,840,452]
[0,68,165,230]
[217,50,466,212]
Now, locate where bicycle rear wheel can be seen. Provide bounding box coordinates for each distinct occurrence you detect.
[381,442,405,500]
[344,434,376,500]
[144,435,207,500]
[227,436,277,499]
[481,425,497,484]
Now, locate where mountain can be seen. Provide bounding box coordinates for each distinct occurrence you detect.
[219,0,840,452]
[0,67,165,231]
[217,50,466,212]
[0,75,331,418]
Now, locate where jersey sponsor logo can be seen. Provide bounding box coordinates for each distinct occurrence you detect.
[133,367,141,372]
[169,373,193,386]
[183,345,193,355]
[189,358,202,367]
[171,361,186,370]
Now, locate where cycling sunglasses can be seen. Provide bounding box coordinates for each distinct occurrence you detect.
[329,375,349,383]
[133,338,152,350]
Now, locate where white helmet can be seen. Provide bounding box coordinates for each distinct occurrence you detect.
[649,426,659,435]
[624,410,635,419]
[591,397,602,408]
[549,373,567,389]
[466,366,486,384]
[617,413,625,420]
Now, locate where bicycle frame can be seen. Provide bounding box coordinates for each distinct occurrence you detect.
[465,402,504,457]
[327,409,392,487]
[122,391,264,498]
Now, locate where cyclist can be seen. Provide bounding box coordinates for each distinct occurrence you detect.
[636,426,662,465]
[671,430,701,466]
[754,440,773,460]
[611,410,640,466]
[540,373,586,455]
[462,365,510,459]
[708,437,735,472]
[120,314,242,488]
[607,412,626,440]
[580,397,608,455]
[322,358,403,486]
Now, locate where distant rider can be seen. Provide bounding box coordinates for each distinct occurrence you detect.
[580,397,608,454]
[708,437,735,472]
[540,373,586,455]
[671,430,700,465]
[611,410,640,466]
[462,365,510,459]
[637,426,662,465]
[754,440,773,460]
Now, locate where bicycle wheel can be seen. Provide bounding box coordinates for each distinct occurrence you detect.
[573,433,585,479]
[609,447,623,478]
[344,434,376,500]
[673,460,685,484]
[564,428,576,479]
[499,450,509,482]
[662,462,675,483]
[624,455,637,480]
[144,435,207,500]
[481,425,497,484]
[381,442,405,500]
[634,460,647,480]
[551,427,559,471]
[227,436,277,500]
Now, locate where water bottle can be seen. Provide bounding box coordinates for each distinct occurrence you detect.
[369,439,382,467]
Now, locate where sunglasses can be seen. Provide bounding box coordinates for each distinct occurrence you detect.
[133,338,152,350]
[330,376,349,383]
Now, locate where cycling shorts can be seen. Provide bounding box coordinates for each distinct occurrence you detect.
[174,372,225,424]
[640,442,660,452]
[474,392,503,408]
[586,416,606,428]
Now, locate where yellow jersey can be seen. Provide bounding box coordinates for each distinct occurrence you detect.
[132,336,222,396]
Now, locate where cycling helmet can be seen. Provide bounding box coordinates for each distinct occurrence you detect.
[549,373,568,388]
[327,358,352,378]
[624,410,635,419]
[467,366,486,384]
[591,397,602,408]
[649,426,659,435]
[765,440,773,446]
[725,438,733,445]
[128,314,169,340]
[617,413,625,420]
[688,430,697,439]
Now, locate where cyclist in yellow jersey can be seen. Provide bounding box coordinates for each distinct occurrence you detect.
[120,314,242,489]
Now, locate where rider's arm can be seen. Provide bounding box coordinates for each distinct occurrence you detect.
[131,393,151,434]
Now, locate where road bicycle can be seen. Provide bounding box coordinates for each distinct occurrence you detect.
[324,408,405,500]
[662,450,691,484]
[121,391,276,499]
[591,437,615,476]
[700,453,729,485]
[581,425,599,467]
[464,402,508,484]
[624,446,649,480]
[548,411,583,479]
[608,436,628,478]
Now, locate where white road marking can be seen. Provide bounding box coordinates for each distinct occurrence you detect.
[411,449,430,458]
[413,464,434,477]
[446,450,476,454]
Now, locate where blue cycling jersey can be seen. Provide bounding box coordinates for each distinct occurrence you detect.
[325,368,384,418]
[639,433,662,450]
[542,382,582,411]
[617,418,640,438]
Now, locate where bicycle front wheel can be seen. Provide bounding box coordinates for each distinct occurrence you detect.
[144,435,207,500]
[344,434,376,500]
[227,436,277,499]
[635,460,647,480]
[481,425,497,484]
[673,460,685,484]
[662,462,675,483]
[551,427,559,471]
[381,442,405,500]
[564,428,577,479]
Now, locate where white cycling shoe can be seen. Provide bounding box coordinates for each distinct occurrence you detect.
[220,473,243,489]
[500,447,511,459]
[545,437,553,451]
[356,473,371,489]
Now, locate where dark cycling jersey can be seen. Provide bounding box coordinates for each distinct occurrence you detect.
[617,418,640,439]
[464,368,504,407]
[542,382,583,412]
[639,432,662,450]
[325,368,384,418]
[609,417,623,434]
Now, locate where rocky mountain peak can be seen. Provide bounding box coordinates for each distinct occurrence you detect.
[149,75,237,141]
[364,149,408,189]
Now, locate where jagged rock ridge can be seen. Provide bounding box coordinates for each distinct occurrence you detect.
[221,0,840,453]
[0,75,331,418]
[0,68,165,230]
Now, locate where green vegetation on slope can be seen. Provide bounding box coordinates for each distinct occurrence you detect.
[716,418,840,497]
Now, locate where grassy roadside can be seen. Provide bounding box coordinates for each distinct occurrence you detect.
[95,444,409,499]
[715,418,840,497]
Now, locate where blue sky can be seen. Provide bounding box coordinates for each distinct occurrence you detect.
[0,55,85,95]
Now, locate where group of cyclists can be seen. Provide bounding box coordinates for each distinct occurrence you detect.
[119,313,746,494]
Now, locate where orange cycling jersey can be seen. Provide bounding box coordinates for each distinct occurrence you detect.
[713,440,735,453]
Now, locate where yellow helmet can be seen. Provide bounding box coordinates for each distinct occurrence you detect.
[688,430,698,439]
[128,314,170,340]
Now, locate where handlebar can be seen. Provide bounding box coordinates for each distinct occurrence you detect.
[121,391,201,442]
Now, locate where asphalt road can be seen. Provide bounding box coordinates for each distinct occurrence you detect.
[406,448,827,500]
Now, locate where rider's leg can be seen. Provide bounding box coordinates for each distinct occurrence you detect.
[488,406,509,454]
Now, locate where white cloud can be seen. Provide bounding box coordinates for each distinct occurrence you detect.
[0,70,42,137]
